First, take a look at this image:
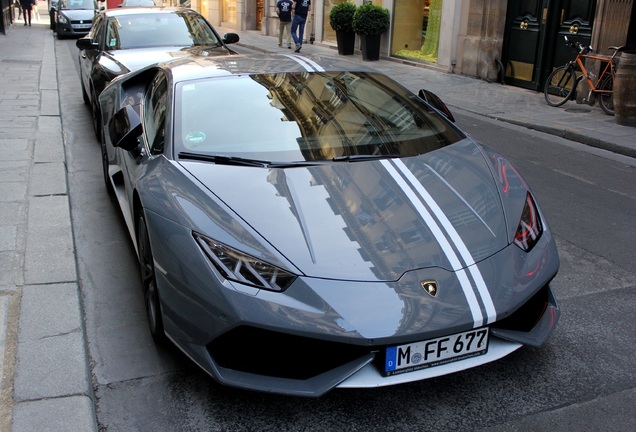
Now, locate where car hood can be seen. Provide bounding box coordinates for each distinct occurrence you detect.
[59,10,95,20]
[181,140,512,282]
[104,46,234,75]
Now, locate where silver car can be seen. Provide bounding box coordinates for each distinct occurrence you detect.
[55,0,99,39]
[98,53,560,397]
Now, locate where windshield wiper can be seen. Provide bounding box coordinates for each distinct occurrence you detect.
[178,152,270,167]
[332,154,396,162]
[179,152,392,168]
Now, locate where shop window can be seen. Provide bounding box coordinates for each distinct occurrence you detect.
[390,0,441,63]
[223,0,236,25]
[323,0,352,45]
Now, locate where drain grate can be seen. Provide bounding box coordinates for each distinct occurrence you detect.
[564,107,592,113]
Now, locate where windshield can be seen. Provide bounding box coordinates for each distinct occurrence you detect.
[106,12,220,50]
[174,72,464,163]
[60,0,95,10]
[123,0,157,5]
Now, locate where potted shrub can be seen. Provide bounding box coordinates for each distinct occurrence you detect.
[352,2,390,61]
[329,2,357,56]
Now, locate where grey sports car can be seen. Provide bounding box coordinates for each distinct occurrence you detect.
[98,53,560,397]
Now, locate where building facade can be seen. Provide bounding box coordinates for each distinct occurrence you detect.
[192,0,634,90]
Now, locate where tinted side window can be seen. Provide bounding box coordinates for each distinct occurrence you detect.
[144,72,168,155]
[92,15,105,48]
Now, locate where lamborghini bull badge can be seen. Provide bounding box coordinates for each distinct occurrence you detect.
[421,280,438,297]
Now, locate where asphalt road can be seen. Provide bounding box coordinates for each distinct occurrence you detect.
[55,37,636,432]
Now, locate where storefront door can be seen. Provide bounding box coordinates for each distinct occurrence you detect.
[503,0,596,90]
[256,0,263,30]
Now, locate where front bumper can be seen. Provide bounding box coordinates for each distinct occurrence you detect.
[56,20,92,37]
[169,284,559,397]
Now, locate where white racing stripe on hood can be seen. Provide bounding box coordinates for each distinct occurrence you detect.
[388,159,497,325]
[424,163,496,238]
[282,54,326,72]
[381,160,483,328]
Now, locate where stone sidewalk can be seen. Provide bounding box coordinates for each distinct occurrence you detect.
[0,21,97,432]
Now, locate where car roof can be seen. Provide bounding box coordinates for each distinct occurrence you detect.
[157,53,381,83]
[102,6,194,18]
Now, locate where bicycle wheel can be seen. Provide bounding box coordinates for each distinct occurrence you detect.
[598,75,614,116]
[544,66,577,107]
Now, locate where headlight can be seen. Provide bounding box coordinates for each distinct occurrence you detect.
[514,192,543,252]
[194,233,296,292]
[58,14,68,24]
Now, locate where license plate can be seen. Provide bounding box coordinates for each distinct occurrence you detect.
[73,24,92,29]
[384,327,489,376]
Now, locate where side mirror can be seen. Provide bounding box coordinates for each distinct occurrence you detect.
[109,105,143,151]
[418,89,456,123]
[223,32,240,45]
[76,37,99,50]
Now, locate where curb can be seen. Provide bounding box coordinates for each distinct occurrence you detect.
[8,26,98,432]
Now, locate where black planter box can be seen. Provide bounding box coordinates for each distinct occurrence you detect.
[336,30,355,55]
[360,34,381,61]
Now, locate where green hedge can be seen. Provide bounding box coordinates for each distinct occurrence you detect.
[329,2,357,33]
[352,3,390,36]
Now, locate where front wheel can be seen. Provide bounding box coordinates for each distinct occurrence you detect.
[544,66,576,107]
[90,88,101,140]
[138,213,166,344]
[598,75,614,116]
[100,132,115,199]
[81,78,89,105]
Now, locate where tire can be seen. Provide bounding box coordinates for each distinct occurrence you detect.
[544,66,576,107]
[81,80,90,105]
[90,88,101,140]
[100,131,115,199]
[56,22,65,39]
[137,213,166,344]
[598,75,614,116]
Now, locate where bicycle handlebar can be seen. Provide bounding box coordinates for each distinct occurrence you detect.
[564,36,592,54]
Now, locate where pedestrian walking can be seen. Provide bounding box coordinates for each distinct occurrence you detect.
[291,0,311,52]
[32,0,40,22]
[14,0,22,21]
[276,0,293,49]
[19,0,35,26]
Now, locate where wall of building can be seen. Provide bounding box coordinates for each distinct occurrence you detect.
[206,0,505,79]
[455,0,506,81]
[593,0,634,54]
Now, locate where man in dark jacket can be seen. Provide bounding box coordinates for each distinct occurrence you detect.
[291,0,310,52]
[19,0,35,26]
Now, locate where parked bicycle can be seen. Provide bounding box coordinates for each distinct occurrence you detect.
[544,36,624,115]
